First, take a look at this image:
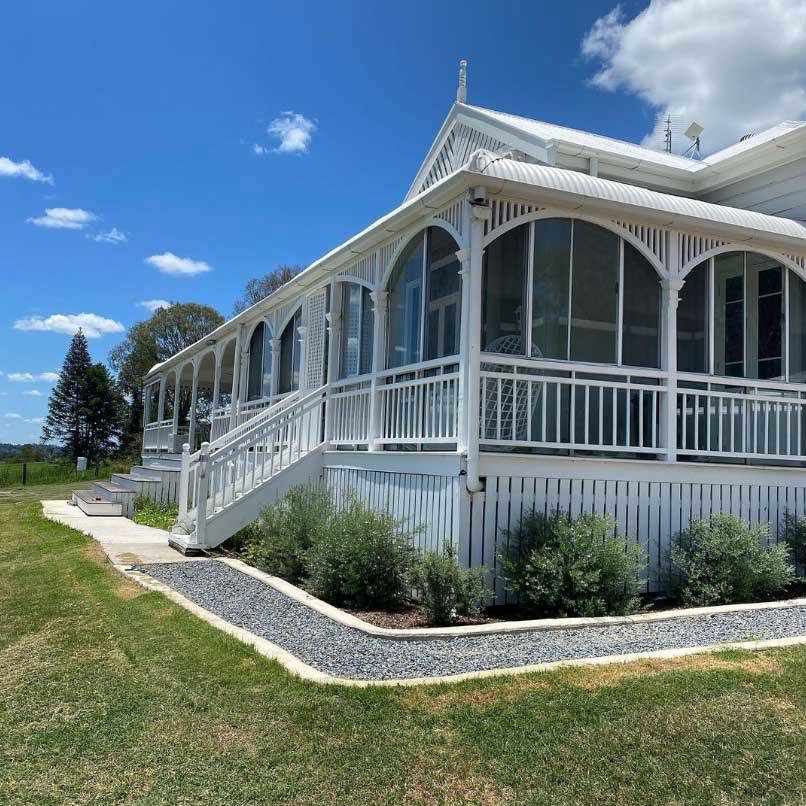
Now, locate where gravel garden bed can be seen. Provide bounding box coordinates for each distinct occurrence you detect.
[140,559,806,682]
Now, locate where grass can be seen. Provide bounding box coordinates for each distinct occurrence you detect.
[2,498,806,804]
[0,459,129,488]
[132,495,178,530]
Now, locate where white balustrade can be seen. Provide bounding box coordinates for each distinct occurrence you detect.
[479,356,666,454]
[142,419,174,453]
[677,374,806,461]
[330,375,372,445]
[376,358,460,445]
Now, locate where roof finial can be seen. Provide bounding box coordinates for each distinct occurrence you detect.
[456,59,468,104]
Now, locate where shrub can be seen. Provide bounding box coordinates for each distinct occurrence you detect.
[782,511,806,569]
[305,497,416,609]
[501,510,646,617]
[411,545,488,625]
[132,495,178,530]
[239,485,332,583]
[670,514,795,606]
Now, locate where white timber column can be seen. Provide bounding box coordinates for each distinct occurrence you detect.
[465,190,490,492]
[187,358,200,451]
[661,276,684,462]
[211,347,222,413]
[228,326,244,431]
[143,383,152,425]
[455,247,471,454]
[269,337,282,397]
[324,301,343,445]
[368,290,389,451]
[237,324,250,405]
[171,368,182,452]
[296,324,308,391]
[157,375,166,421]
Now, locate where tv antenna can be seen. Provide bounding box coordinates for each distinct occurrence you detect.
[664,115,673,154]
[682,122,704,160]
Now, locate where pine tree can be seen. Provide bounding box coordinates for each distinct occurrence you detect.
[83,363,124,461]
[42,330,93,460]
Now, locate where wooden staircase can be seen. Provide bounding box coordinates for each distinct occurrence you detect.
[169,386,327,553]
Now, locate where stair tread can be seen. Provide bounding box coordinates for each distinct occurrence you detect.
[74,490,121,505]
[112,473,153,481]
[92,481,135,494]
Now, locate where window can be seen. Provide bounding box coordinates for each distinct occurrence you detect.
[279,308,302,394]
[531,218,570,359]
[714,252,745,377]
[247,323,265,400]
[482,224,527,354]
[790,271,806,382]
[482,217,660,368]
[386,227,461,369]
[340,283,374,378]
[747,254,783,380]
[677,260,709,373]
[569,221,619,363]
[622,242,660,368]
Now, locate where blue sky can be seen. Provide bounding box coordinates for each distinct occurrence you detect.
[2,0,805,444]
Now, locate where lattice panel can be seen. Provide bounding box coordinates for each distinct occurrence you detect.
[614,221,669,267]
[304,290,327,390]
[415,122,507,197]
[338,251,377,285]
[435,199,464,237]
[484,199,539,237]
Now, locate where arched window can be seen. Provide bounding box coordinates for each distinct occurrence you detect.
[340,283,374,378]
[386,227,461,369]
[482,218,660,368]
[279,308,303,394]
[246,322,273,400]
[678,251,797,381]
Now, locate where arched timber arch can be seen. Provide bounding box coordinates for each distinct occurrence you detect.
[379,220,463,290]
[244,315,272,345]
[680,244,806,284]
[482,210,668,280]
[335,274,375,291]
[275,303,303,338]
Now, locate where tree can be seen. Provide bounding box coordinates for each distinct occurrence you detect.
[109,303,224,455]
[83,363,124,461]
[42,330,93,460]
[233,265,303,314]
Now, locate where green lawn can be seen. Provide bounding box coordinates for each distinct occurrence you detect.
[2,497,806,805]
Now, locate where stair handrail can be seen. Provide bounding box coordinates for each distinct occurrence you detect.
[208,390,301,452]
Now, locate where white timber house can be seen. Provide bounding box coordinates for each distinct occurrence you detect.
[123,64,806,597]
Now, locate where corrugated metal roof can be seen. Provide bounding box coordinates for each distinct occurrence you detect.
[467,105,806,176]
[470,152,806,242]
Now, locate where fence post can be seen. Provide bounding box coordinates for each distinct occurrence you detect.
[194,442,210,548]
[22,463,27,485]
[177,443,191,527]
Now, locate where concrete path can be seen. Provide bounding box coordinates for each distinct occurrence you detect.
[42,499,191,566]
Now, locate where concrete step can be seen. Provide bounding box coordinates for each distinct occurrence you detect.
[92,480,135,498]
[73,490,123,517]
[110,473,158,493]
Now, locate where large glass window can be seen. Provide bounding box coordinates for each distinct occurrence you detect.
[482,224,527,354]
[279,308,302,394]
[246,322,265,400]
[531,218,571,359]
[790,271,806,382]
[677,260,709,373]
[386,227,461,369]
[747,254,783,380]
[714,252,745,377]
[340,283,374,378]
[569,221,619,363]
[622,242,660,368]
[483,217,659,368]
[426,228,461,360]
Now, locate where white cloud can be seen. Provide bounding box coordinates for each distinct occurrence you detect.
[7,372,59,382]
[0,156,53,184]
[138,299,172,313]
[2,413,22,419]
[145,252,212,276]
[258,111,317,155]
[582,0,806,153]
[24,417,44,424]
[13,313,125,338]
[23,389,44,396]
[27,207,96,230]
[90,227,127,244]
